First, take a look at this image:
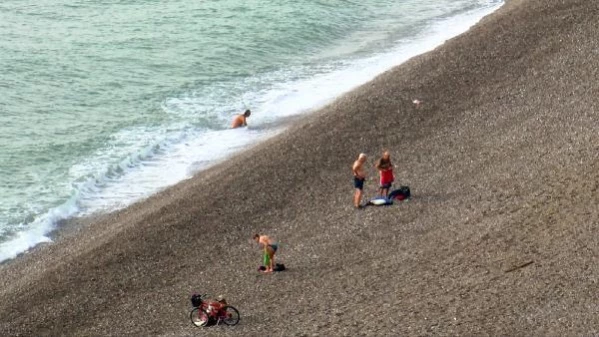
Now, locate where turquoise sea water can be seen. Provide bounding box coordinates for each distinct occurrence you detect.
[0,0,503,261]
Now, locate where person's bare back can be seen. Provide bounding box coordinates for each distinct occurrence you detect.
[258,235,272,247]
[231,109,251,128]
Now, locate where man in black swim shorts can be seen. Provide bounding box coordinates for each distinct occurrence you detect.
[352,153,367,208]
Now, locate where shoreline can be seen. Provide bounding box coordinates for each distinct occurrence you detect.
[3,0,599,336]
[0,1,503,264]
[0,113,305,268]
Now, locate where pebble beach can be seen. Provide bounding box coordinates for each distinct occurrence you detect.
[2,0,599,335]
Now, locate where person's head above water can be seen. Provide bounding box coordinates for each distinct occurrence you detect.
[244,109,251,117]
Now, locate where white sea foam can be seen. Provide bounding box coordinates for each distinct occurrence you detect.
[0,1,503,262]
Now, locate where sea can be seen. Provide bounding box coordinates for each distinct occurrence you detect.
[0,0,503,262]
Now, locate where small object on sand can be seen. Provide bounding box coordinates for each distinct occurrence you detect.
[412,99,422,108]
[505,260,534,273]
[366,197,393,206]
[258,263,286,272]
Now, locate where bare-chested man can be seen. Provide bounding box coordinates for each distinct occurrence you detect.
[352,153,367,208]
[231,109,251,128]
[253,234,278,273]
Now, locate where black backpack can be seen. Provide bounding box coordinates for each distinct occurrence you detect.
[389,186,411,200]
[190,294,203,307]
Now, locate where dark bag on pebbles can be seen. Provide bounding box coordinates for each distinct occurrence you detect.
[191,294,202,307]
[258,263,286,272]
[389,186,411,200]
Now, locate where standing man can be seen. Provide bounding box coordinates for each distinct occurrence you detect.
[352,153,367,208]
[376,151,394,197]
[231,109,251,128]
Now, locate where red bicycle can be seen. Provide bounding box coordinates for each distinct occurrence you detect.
[189,294,240,327]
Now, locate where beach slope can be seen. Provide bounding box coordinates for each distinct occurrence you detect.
[2,0,599,335]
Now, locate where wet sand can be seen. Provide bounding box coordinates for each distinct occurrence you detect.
[2,0,599,335]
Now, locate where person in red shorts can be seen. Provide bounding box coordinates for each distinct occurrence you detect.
[376,151,394,197]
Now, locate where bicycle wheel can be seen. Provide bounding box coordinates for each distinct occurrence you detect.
[190,307,209,327]
[221,306,240,326]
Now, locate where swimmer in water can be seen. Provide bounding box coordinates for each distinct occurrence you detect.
[231,109,251,128]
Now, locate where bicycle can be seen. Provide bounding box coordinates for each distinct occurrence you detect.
[189,293,240,327]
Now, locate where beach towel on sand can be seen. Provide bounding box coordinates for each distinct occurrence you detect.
[367,197,393,206]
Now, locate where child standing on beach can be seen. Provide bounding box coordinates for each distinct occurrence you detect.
[376,151,394,197]
[253,234,278,273]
